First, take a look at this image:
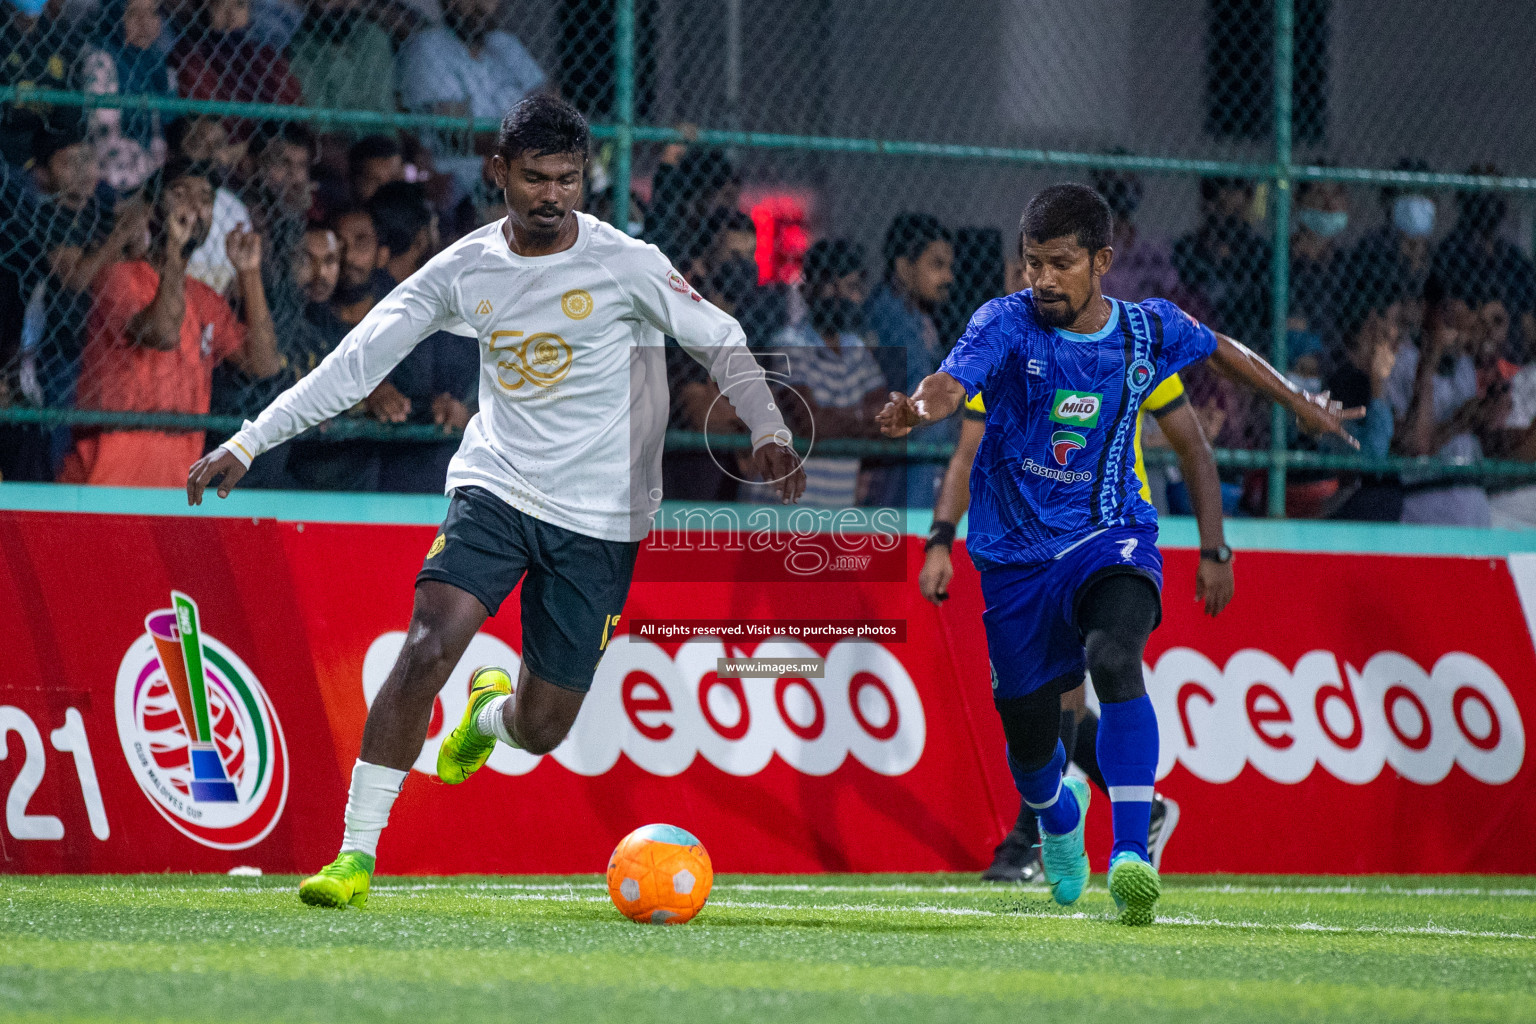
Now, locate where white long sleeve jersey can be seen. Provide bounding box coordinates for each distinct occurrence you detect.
[223,213,789,542]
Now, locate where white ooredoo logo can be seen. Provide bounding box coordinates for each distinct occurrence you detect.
[362,633,926,779]
[1139,647,1523,786]
[114,592,289,850]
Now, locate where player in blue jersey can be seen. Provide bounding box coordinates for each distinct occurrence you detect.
[878,184,1361,924]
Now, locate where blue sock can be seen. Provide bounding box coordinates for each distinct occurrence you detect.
[1007,740,1080,836]
[1097,696,1159,861]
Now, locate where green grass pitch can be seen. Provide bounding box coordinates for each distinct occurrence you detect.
[2,873,1533,1023]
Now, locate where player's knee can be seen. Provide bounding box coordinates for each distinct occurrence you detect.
[1086,634,1146,704]
[395,624,460,694]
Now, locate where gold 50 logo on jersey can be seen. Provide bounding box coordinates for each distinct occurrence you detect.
[490,330,574,391]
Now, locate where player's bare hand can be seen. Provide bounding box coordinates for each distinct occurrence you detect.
[877,392,924,438]
[919,546,953,606]
[1195,558,1234,617]
[1292,389,1364,449]
[366,380,412,423]
[187,448,247,505]
[431,392,471,432]
[752,441,806,504]
[226,226,263,274]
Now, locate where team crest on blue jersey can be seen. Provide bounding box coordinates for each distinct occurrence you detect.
[1051,429,1086,465]
[1127,358,1156,395]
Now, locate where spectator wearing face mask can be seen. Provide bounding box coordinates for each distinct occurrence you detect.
[753,239,886,508]
[1288,179,1350,351]
[1344,159,1437,315]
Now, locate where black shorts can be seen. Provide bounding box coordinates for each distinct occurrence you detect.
[417,486,640,692]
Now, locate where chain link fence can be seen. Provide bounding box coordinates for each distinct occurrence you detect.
[0,0,1534,522]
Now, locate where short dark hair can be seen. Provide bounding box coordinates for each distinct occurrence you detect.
[327,203,377,236]
[802,238,865,286]
[496,95,589,163]
[1021,183,1113,253]
[677,148,738,194]
[348,134,402,178]
[1338,256,1406,345]
[255,121,316,162]
[33,118,90,165]
[164,115,221,160]
[142,157,216,209]
[882,212,951,276]
[367,180,432,255]
[1199,176,1252,205]
[707,207,755,238]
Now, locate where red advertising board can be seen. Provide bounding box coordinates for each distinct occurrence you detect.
[1,508,1532,875]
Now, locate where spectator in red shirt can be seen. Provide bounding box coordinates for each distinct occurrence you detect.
[61,158,281,487]
[171,0,303,117]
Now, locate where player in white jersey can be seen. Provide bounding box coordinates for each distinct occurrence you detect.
[187,96,806,908]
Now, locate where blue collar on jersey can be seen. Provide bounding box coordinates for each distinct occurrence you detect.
[1052,298,1121,343]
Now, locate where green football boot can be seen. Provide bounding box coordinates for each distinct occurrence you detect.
[1038,776,1091,906]
[1108,850,1162,926]
[436,666,513,784]
[298,850,374,909]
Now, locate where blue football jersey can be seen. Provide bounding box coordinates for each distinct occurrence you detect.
[938,291,1218,568]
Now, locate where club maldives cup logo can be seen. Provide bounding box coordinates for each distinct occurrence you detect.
[114,591,289,849]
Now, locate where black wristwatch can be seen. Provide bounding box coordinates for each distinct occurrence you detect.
[925,521,957,552]
[1200,544,1234,564]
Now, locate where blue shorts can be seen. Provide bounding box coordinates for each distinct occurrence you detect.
[979,524,1164,700]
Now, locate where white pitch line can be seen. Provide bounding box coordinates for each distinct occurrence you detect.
[6,881,1533,940]
[362,889,1536,940]
[369,880,1536,899]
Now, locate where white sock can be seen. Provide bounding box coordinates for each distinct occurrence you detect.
[475,694,521,748]
[339,759,408,859]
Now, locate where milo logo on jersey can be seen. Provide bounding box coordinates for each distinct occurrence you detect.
[1049,390,1102,428]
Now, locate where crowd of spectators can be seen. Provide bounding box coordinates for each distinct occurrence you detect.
[0,0,538,491]
[0,0,1532,526]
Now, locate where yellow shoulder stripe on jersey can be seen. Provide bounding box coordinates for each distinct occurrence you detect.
[1143,373,1185,413]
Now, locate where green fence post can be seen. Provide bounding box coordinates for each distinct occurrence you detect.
[610,0,635,233]
[1267,0,1295,518]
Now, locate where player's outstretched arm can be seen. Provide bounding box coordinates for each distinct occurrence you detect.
[877,372,967,438]
[187,262,460,504]
[1157,402,1233,617]
[1207,333,1365,448]
[920,415,983,605]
